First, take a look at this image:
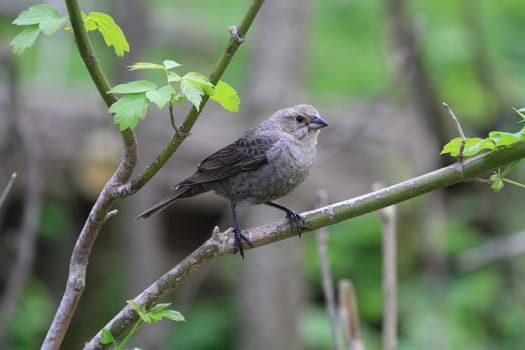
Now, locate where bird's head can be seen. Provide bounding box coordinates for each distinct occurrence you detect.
[272,104,328,142]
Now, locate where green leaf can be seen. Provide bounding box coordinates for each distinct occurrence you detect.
[182,72,215,96]
[180,79,204,110]
[441,137,495,157]
[211,80,240,112]
[145,303,185,324]
[463,138,495,156]
[109,94,149,130]
[101,328,116,345]
[129,61,165,71]
[10,25,40,55]
[39,16,68,36]
[12,4,58,25]
[490,173,504,192]
[163,60,182,70]
[146,85,174,110]
[108,80,157,94]
[158,309,185,322]
[88,12,129,57]
[488,131,521,147]
[81,12,97,31]
[168,71,182,83]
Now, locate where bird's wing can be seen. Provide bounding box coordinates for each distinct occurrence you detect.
[183,131,278,184]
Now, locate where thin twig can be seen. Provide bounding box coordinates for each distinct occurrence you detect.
[315,189,339,350]
[338,280,364,350]
[442,102,466,163]
[124,0,266,194]
[372,182,398,350]
[0,172,17,211]
[83,141,525,348]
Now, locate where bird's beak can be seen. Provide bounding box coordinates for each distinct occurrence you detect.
[308,115,328,130]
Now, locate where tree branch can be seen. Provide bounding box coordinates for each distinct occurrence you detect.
[43,1,265,348]
[123,0,266,194]
[315,190,339,350]
[0,172,17,211]
[85,140,525,349]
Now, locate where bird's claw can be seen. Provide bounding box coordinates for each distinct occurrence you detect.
[233,227,253,259]
[285,210,305,238]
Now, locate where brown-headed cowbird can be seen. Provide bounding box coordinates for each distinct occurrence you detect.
[137,104,328,258]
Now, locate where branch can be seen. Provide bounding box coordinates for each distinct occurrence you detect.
[85,140,525,349]
[373,183,398,350]
[338,280,364,350]
[0,172,17,211]
[315,190,339,350]
[124,0,266,194]
[43,1,265,348]
[42,0,138,348]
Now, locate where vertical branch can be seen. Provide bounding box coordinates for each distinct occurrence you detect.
[338,280,364,350]
[315,190,339,350]
[0,172,17,211]
[373,182,398,350]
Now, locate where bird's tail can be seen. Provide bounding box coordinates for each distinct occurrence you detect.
[135,185,191,220]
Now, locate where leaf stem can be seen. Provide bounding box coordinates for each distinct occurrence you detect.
[502,177,525,189]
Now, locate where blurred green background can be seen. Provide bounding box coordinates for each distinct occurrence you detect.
[1,0,525,349]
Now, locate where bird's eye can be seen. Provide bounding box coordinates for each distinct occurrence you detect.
[295,115,305,123]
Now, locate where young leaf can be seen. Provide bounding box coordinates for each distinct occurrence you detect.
[88,12,129,57]
[168,72,182,83]
[129,62,165,71]
[158,309,185,322]
[81,12,97,31]
[10,25,40,55]
[180,79,204,110]
[101,328,116,345]
[109,94,149,130]
[183,72,215,96]
[12,4,59,25]
[488,131,521,147]
[163,60,182,70]
[108,80,157,94]
[463,138,495,156]
[211,80,240,112]
[441,137,494,157]
[146,85,174,110]
[39,16,68,36]
[490,173,504,192]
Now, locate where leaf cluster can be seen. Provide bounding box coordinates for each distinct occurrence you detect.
[11,4,129,57]
[101,301,184,350]
[108,61,240,130]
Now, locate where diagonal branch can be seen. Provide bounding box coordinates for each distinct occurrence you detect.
[85,139,525,349]
[123,0,266,195]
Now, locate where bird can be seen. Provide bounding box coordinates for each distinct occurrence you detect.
[137,104,328,258]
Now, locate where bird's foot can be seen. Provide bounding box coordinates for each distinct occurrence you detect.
[284,209,305,238]
[233,227,253,259]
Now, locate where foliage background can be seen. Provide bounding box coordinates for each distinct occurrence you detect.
[1,0,525,349]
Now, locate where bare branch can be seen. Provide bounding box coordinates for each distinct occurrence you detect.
[372,182,398,350]
[315,190,339,350]
[442,102,466,162]
[85,140,525,348]
[338,280,364,350]
[0,172,17,211]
